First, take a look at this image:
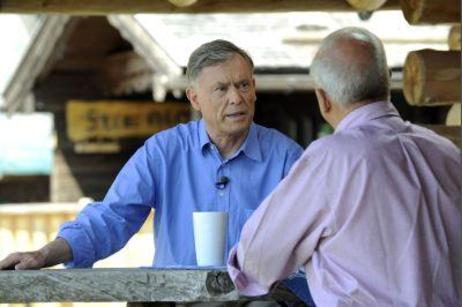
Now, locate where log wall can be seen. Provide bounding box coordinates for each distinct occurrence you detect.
[400,0,460,24]
[403,50,460,106]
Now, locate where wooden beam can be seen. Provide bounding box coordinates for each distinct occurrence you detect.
[403,49,460,106]
[0,0,400,14]
[100,51,153,96]
[400,0,460,24]
[54,56,104,71]
[4,16,73,114]
[168,0,198,7]
[107,16,181,77]
[155,72,403,94]
[346,0,388,11]
[448,24,461,50]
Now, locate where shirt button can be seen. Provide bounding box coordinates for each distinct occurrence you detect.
[219,192,224,196]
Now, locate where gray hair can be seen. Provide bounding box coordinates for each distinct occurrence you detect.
[310,27,390,106]
[186,39,254,85]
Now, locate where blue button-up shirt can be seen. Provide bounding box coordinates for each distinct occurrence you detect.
[58,120,303,268]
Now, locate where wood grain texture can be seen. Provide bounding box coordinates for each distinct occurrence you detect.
[400,0,460,24]
[346,0,387,11]
[403,49,460,106]
[0,268,301,303]
[0,0,400,14]
[448,24,461,50]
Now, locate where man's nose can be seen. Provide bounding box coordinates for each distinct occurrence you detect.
[227,86,243,104]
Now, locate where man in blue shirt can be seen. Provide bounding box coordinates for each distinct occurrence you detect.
[0,39,302,276]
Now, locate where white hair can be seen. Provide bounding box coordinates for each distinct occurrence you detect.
[310,27,390,106]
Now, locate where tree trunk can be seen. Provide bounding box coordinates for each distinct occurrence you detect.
[403,49,460,106]
[400,0,460,24]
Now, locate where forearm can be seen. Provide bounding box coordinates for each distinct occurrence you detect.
[227,245,270,296]
[39,237,73,268]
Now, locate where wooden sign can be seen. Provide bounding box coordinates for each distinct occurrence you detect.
[67,100,190,142]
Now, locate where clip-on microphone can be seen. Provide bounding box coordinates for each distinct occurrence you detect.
[215,176,230,190]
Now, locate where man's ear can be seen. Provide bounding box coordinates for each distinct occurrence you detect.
[315,88,332,115]
[186,86,200,111]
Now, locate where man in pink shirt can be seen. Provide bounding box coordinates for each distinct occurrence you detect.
[228,27,461,306]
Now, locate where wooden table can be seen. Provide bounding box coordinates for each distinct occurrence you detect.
[0,268,303,305]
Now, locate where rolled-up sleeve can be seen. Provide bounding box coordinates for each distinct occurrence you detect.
[227,246,269,296]
[58,142,157,268]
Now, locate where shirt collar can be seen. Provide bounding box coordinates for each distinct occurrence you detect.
[239,123,262,162]
[335,101,400,133]
[198,119,262,162]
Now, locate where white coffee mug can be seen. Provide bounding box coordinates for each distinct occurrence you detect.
[193,211,228,266]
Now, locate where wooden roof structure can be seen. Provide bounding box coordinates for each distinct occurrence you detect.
[3,9,452,113]
[3,15,184,113]
[0,0,401,14]
[2,0,458,113]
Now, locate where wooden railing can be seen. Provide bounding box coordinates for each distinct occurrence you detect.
[0,202,154,307]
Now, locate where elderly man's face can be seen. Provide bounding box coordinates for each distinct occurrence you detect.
[187,54,256,140]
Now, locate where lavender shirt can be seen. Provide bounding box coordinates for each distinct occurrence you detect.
[228,101,461,306]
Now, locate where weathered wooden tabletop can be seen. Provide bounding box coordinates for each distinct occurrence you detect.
[0,268,300,304]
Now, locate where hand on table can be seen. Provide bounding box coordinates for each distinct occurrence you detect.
[0,250,46,270]
[0,238,72,270]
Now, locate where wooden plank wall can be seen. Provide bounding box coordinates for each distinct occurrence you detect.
[0,176,50,203]
[34,73,135,202]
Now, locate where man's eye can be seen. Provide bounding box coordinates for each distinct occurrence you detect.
[241,82,250,90]
[216,86,226,92]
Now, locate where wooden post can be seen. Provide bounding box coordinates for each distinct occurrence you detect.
[0,0,400,14]
[449,24,461,50]
[400,0,460,24]
[403,49,460,106]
